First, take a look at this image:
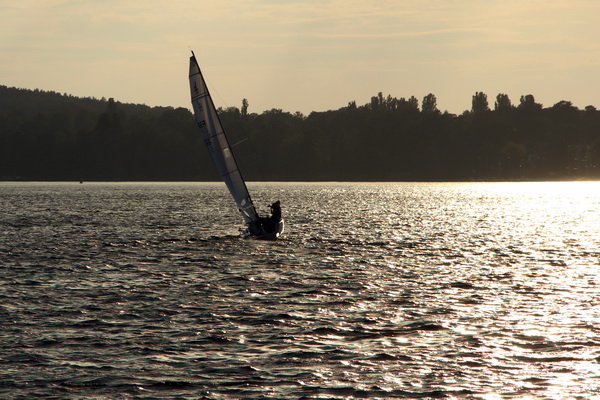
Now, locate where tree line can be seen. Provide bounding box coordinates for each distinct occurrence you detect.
[1,85,600,181]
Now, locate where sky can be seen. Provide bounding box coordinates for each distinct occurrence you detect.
[1,0,600,115]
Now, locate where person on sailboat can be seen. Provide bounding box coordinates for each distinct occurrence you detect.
[258,200,281,235]
[270,201,281,222]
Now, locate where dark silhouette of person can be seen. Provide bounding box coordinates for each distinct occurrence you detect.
[270,200,281,221]
[260,200,281,234]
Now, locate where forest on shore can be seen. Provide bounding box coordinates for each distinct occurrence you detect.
[2,85,600,181]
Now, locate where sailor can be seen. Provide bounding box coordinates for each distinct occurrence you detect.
[270,200,281,221]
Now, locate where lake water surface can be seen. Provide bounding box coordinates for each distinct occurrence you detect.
[1,181,600,399]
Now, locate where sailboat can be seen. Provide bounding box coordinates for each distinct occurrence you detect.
[189,51,284,239]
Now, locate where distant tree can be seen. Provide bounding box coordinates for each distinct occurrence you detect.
[495,93,512,112]
[370,92,385,110]
[384,94,396,110]
[422,93,439,114]
[551,100,578,112]
[518,94,542,111]
[370,95,379,110]
[549,100,580,129]
[241,98,249,116]
[471,92,490,115]
[408,96,419,111]
[221,106,240,117]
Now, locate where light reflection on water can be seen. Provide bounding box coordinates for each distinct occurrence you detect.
[1,181,600,398]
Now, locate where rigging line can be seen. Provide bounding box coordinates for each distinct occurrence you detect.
[232,138,249,147]
[203,74,231,111]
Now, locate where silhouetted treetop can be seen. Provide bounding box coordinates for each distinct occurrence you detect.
[519,94,543,112]
[495,93,512,112]
[422,93,439,114]
[472,92,490,115]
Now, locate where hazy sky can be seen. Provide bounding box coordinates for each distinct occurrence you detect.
[2,0,599,114]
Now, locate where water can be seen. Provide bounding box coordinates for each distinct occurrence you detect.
[1,181,600,399]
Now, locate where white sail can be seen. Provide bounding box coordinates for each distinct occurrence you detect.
[189,52,260,226]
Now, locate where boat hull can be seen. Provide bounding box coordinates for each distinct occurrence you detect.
[247,218,284,240]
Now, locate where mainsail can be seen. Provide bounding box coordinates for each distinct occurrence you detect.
[189,52,260,226]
